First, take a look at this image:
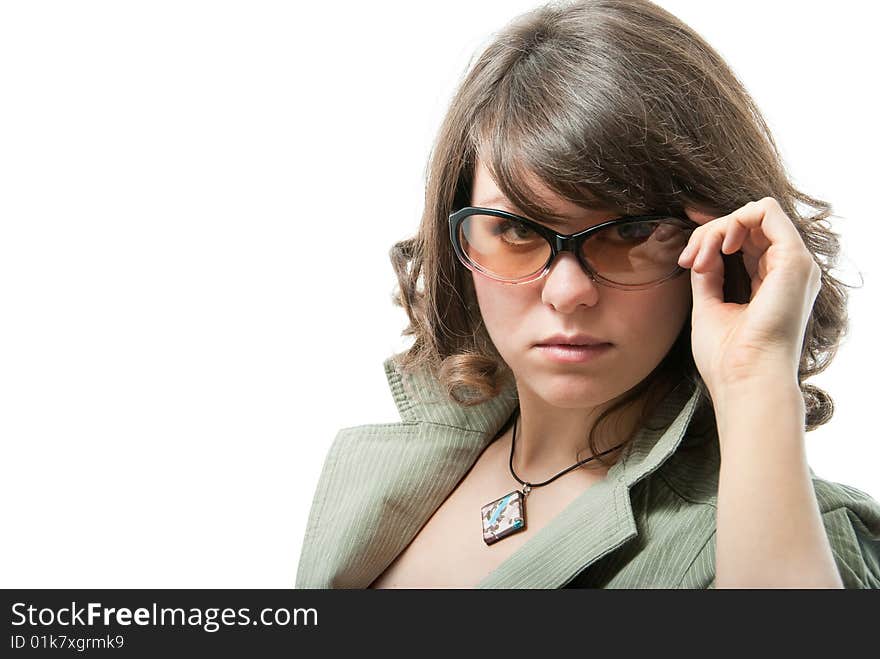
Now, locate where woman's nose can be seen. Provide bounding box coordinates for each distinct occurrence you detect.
[540,252,601,312]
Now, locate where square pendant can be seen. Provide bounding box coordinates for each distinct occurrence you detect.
[481,490,526,546]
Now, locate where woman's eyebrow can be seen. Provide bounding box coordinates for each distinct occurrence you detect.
[471,196,573,228]
[475,205,626,233]
[472,194,511,207]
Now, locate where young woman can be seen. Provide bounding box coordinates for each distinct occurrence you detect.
[296,0,880,588]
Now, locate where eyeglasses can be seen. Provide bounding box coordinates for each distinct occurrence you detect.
[448,206,700,290]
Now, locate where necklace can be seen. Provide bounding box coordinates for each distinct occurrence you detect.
[480,408,629,546]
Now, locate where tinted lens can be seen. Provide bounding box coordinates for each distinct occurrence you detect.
[459,213,551,280]
[457,213,692,284]
[581,218,692,284]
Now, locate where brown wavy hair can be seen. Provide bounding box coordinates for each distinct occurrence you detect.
[387,0,858,464]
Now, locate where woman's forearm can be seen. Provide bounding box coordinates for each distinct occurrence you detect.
[711,378,843,588]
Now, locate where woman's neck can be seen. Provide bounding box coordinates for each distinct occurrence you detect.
[507,384,651,479]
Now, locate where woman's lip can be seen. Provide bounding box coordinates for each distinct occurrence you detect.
[534,343,613,363]
[536,342,612,347]
[535,343,611,349]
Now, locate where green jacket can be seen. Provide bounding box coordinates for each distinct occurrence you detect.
[295,356,880,588]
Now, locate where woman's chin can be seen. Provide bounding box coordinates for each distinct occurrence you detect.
[520,374,616,409]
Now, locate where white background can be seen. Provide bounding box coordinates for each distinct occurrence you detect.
[1,1,877,587]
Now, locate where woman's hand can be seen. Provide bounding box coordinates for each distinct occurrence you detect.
[681,199,844,588]
[680,197,821,398]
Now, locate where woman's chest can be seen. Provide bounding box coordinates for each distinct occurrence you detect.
[368,440,608,588]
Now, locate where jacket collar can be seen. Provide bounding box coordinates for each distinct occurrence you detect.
[382,356,704,588]
[386,355,702,491]
[297,357,704,589]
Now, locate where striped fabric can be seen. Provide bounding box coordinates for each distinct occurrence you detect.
[295,356,880,588]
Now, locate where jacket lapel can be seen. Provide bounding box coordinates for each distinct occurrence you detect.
[477,381,701,587]
[296,356,702,588]
[295,357,518,588]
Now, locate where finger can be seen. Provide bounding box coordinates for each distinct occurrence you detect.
[684,197,800,274]
[680,206,718,268]
[721,215,750,254]
[683,206,718,226]
[718,198,801,255]
[742,250,759,279]
[678,242,695,268]
[690,249,724,309]
[678,232,703,267]
[748,224,772,253]
[694,229,725,273]
[690,229,725,307]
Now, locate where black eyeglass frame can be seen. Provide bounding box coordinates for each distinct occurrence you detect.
[448,206,701,290]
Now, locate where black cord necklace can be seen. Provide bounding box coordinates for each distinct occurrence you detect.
[480,409,629,546]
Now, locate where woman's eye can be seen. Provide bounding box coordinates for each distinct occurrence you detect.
[611,222,656,241]
[496,221,538,243]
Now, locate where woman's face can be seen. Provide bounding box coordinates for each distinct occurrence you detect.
[469,159,695,409]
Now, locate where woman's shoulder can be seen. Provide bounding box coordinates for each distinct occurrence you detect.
[807,476,880,588]
[658,424,880,520]
[659,450,880,588]
[810,475,880,516]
